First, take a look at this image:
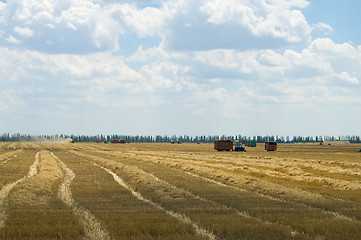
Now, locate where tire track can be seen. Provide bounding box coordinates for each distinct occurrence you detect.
[91,161,217,240]
[72,150,301,239]
[103,151,326,201]
[122,150,361,190]
[1,155,18,164]
[184,171,358,223]
[130,165,308,239]
[210,156,361,190]
[0,150,23,164]
[119,151,360,223]
[88,151,311,238]
[72,149,361,239]
[50,152,111,240]
[87,150,308,238]
[0,152,40,228]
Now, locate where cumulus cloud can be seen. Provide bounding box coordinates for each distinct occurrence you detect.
[111,3,170,38]
[0,0,123,53]
[14,26,35,38]
[312,22,333,35]
[162,0,312,51]
[336,72,359,85]
[0,0,173,54]
[0,0,316,53]
[178,38,360,115]
[5,35,21,44]
[0,47,174,111]
[0,0,360,135]
[1,33,360,117]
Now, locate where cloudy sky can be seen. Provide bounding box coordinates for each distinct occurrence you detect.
[0,0,360,137]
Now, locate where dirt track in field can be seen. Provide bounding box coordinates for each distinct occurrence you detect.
[0,142,360,239]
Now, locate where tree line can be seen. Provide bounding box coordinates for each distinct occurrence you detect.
[1,133,361,143]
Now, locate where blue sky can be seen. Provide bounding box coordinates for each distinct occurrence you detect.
[303,0,361,45]
[0,0,360,137]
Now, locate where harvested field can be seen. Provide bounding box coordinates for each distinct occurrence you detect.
[0,142,360,239]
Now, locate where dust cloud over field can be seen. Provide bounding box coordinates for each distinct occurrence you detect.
[0,141,360,239]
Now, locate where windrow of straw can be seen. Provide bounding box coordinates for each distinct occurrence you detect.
[0,151,83,239]
[69,150,301,240]
[0,152,41,228]
[91,147,361,239]
[55,150,204,240]
[1,142,360,240]
[51,152,111,240]
[0,149,23,164]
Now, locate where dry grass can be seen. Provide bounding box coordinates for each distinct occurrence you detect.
[0,151,40,228]
[67,151,305,239]
[0,150,23,164]
[51,152,111,240]
[0,150,35,189]
[0,142,360,239]
[56,150,206,240]
[91,142,361,239]
[0,150,83,239]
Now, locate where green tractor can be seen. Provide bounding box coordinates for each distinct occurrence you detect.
[234,140,246,152]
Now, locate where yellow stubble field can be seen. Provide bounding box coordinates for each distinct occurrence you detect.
[0,141,360,239]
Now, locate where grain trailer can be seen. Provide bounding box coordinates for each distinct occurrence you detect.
[214,140,233,151]
[265,141,277,151]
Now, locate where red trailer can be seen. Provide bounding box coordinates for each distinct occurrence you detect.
[214,140,233,151]
[265,141,277,151]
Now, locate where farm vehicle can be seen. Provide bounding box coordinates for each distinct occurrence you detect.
[214,140,246,152]
[246,141,256,147]
[234,140,246,152]
[265,141,277,151]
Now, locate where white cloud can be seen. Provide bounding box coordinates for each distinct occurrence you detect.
[167,37,361,117]
[113,4,170,38]
[312,22,333,34]
[5,35,21,44]
[0,0,360,135]
[0,0,172,54]
[1,35,360,118]
[162,0,312,51]
[0,0,123,53]
[14,26,34,38]
[336,72,359,85]
[308,38,356,56]
[200,0,310,42]
[139,62,184,91]
[0,0,314,53]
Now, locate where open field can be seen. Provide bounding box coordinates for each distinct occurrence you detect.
[0,142,360,239]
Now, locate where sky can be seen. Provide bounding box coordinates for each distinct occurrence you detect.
[0,0,360,137]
